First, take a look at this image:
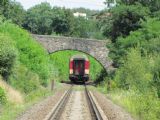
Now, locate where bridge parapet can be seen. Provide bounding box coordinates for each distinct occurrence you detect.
[32,34,112,70]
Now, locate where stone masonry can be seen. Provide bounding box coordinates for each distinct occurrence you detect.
[32,35,112,70]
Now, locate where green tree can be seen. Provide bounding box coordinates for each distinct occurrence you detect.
[109,18,160,67]
[24,2,53,34]
[52,8,74,35]
[120,0,160,12]
[6,1,26,26]
[0,1,26,26]
[0,0,9,15]
[101,4,150,42]
[71,17,102,38]
[71,17,90,38]
[115,48,152,92]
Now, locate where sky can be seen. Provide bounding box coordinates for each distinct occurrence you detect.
[15,0,106,10]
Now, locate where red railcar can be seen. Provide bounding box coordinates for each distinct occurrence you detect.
[69,54,89,83]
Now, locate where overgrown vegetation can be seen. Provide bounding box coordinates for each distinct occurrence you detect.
[0,34,17,80]
[100,4,150,41]
[0,0,160,119]
[96,0,160,119]
[0,10,103,120]
[108,90,160,120]
[0,88,53,120]
[0,87,7,105]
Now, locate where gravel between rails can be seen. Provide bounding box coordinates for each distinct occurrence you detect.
[16,84,71,120]
[60,90,92,120]
[92,91,134,120]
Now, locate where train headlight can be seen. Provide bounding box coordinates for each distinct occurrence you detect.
[85,69,89,74]
[70,69,73,74]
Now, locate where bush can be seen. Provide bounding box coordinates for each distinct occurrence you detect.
[0,87,7,104]
[114,48,152,93]
[0,34,17,79]
[152,55,160,97]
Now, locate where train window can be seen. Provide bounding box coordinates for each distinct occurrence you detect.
[73,60,85,75]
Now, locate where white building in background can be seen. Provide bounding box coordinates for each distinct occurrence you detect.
[110,0,117,7]
[73,12,87,19]
[104,0,117,9]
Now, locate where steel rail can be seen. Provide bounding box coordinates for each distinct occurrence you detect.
[45,84,104,120]
[45,85,73,120]
[85,85,103,120]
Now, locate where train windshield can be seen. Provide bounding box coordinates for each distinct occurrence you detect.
[73,60,85,75]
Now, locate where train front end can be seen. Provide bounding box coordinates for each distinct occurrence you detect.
[69,55,89,83]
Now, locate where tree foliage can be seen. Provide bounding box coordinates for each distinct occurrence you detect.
[0,87,7,105]
[24,2,53,34]
[101,1,160,106]
[115,48,152,92]
[0,0,9,15]
[51,8,74,35]
[152,56,160,97]
[0,0,26,26]
[101,4,150,41]
[0,34,17,80]
[0,1,102,39]
[72,17,91,38]
[120,0,160,12]
[6,1,26,26]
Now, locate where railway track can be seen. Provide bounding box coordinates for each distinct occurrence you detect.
[44,85,107,120]
[85,85,103,120]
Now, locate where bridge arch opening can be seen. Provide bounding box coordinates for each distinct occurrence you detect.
[33,34,111,71]
[49,50,107,83]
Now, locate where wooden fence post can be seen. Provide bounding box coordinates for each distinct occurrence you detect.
[51,80,54,91]
[107,80,111,91]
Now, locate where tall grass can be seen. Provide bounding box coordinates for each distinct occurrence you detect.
[0,87,6,105]
[108,90,160,120]
[0,76,23,104]
[0,88,53,120]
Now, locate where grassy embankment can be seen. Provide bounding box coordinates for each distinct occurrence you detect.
[0,20,60,119]
[0,20,104,119]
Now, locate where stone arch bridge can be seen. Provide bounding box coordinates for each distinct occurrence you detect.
[32,35,112,70]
